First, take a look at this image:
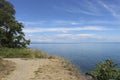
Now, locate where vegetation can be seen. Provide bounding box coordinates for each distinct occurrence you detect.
[0,0,30,48]
[0,48,49,58]
[88,59,120,80]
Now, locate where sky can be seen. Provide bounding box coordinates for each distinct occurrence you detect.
[9,0,120,43]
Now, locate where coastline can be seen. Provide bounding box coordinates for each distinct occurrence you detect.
[1,58,83,80]
[0,48,84,80]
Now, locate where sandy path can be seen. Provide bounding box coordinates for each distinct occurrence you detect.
[2,58,83,80]
[2,58,48,80]
[31,59,83,80]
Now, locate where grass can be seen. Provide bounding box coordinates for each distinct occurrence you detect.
[0,48,50,58]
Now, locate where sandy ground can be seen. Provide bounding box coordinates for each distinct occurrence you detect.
[2,58,83,80]
[0,59,15,80]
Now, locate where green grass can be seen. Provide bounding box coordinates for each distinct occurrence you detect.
[0,48,49,58]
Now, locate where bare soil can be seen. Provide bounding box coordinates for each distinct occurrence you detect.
[0,59,15,80]
[1,58,83,80]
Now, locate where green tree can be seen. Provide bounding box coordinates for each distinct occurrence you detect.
[0,0,30,48]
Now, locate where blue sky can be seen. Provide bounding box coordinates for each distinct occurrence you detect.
[10,0,120,43]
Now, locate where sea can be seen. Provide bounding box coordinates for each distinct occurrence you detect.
[30,42,120,73]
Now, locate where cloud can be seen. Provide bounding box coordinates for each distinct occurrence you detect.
[53,20,81,25]
[25,33,100,42]
[65,8,97,16]
[97,0,120,19]
[21,19,120,28]
[54,0,120,18]
[25,33,107,43]
[54,0,102,16]
[87,20,119,24]
[56,33,96,39]
[21,21,46,26]
[23,26,110,33]
[56,33,106,40]
[26,36,54,42]
[57,33,95,37]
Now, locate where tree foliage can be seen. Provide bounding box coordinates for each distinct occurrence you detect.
[0,0,30,48]
[88,59,120,80]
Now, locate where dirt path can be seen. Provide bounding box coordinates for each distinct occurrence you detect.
[2,58,83,80]
[2,58,48,80]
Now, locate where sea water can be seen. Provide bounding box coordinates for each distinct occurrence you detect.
[30,43,120,73]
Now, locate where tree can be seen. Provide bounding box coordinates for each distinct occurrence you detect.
[0,0,30,48]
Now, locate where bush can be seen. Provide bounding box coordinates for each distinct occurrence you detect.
[88,59,120,80]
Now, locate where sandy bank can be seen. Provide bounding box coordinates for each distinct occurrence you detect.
[1,58,83,80]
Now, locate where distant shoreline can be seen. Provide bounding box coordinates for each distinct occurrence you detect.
[30,42,120,44]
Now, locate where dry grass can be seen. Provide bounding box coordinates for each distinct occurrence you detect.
[58,58,83,79]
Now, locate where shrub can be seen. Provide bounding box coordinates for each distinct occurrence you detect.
[88,59,120,80]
